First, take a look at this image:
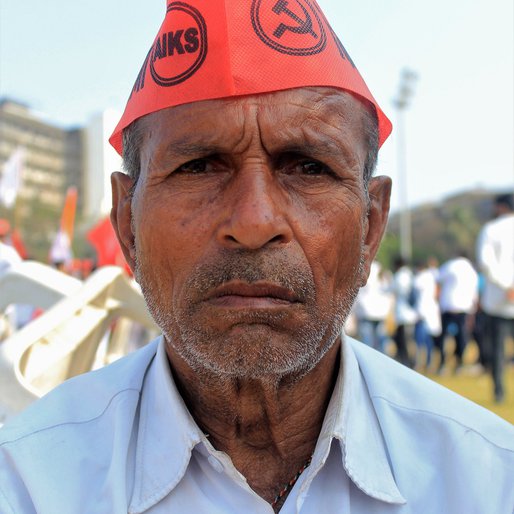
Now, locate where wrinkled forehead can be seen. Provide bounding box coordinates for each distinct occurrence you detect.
[129,87,374,183]
[136,86,372,149]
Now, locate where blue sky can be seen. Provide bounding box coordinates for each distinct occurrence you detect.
[1,0,512,211]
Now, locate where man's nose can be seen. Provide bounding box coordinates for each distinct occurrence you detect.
[217,166,293,250]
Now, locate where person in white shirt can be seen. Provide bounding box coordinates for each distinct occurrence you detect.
[412,259,441,370]
[391,257,417,368]
[353,260,392,352]
[437,252,479,372]
[476,193,514,403]
[1,2,513,513]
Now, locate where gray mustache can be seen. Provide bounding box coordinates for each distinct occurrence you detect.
[186,250,315,302]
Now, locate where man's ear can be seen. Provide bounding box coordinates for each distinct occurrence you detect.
[359,175,392,286]
[111,172,136,273]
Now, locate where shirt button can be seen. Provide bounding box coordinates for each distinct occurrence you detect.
[208,455,224,473]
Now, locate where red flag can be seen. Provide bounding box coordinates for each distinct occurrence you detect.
[86,217,131,274]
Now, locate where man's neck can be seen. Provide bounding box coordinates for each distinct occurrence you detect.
[164,339,341,508]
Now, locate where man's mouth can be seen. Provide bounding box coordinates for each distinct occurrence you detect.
[205,281,300,308]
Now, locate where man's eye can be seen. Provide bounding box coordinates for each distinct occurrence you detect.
[176,159,208,174]
[299,161,329,175]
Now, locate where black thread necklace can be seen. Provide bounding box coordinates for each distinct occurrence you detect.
[271,456,312,509]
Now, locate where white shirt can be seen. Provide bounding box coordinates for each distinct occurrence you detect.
[476,213,514,318]
[49,230,72,265]
[392,266,417,325]
[438,257,479,314]
[413,269,441,336]
[354,261,392,321]
[1,336,513,514]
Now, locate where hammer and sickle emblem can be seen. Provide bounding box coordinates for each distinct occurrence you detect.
[272,0,317,39]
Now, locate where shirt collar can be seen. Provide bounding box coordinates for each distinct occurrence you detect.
[331,334,406,504]
[129,334,406,512]
[129,337,205,514]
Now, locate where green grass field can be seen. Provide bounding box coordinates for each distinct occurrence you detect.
[419,340,514,425]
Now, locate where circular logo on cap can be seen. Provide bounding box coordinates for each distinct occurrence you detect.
[149,2,208,87]
[251,0,326,56]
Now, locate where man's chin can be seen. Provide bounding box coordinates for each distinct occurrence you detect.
[165,319,337,380]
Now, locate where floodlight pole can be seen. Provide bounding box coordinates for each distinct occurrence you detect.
[393,68,418,262]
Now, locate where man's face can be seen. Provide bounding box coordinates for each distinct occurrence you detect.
[112,87,390,379]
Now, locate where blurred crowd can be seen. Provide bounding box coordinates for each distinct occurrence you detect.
[349,254,478,371]
[348,193,514,404]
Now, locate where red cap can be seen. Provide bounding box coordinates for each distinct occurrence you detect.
[110,0,392,154]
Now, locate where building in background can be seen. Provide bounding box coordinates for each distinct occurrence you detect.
[0,98,120,260]
[0,99,84,257]
[0,99,84,210]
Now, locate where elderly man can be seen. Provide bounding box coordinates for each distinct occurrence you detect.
[1,1,513,513]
